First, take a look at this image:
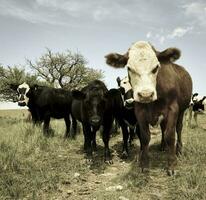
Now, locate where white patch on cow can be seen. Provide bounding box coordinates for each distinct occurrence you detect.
[192,95,202,102]
[120,76,132,93]
[17,82,30,106]
[127,41,160,103]
[119,76,134,106]
[125,98,134,105]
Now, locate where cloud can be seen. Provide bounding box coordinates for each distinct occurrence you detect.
[146,32,151,38]
[0,0,67,25]
[167,27,193,39]
[183,2,206,26]
[146,26,193,44]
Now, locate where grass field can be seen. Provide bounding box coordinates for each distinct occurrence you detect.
[0,109,206,200]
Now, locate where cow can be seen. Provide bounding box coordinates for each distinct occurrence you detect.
[16,82,76,138]
[71,80,124,163]
[105,41,193,175]
[116,76,139,147]
[187,93,206,127]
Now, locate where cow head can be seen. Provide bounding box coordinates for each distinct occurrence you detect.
[106,41,181,103]
[72,87,119,127]
[17,82,30,106]
[72,87,108,127]
[192,93,199,103]
[116,76,134,108]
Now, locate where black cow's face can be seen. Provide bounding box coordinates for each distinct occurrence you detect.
[84,95,106,127]
[17,82,30,106]
[72,89,107,127]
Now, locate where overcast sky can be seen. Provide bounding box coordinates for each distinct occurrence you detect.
[0,0,206,108]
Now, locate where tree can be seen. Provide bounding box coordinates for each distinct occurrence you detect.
[27,49,104,89]
[0,65,42,101]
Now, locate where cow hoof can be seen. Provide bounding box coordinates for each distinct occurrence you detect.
[176,150,182,157]
[141,167,149,173]
[105,159,113,165]
[167,169,176,176]
[85,158,93,164]
[176,145,182,156]
[121,151,129,159]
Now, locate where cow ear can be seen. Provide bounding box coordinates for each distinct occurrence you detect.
[116,77,121,86]
[72,90,86,100]
[105,53,128,68]
[105,89,120,98]
[30,84,39,90]
[157,48,181,62]
[119,87,125,95]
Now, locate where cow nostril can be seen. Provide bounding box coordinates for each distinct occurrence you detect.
[150,92,154,98]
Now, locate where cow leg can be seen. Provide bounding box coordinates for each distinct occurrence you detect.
[176,111,184,156]
[164,104,178,176]
[43,115,51,136]
[129,127,135,146]
[92,133,97,151]
[160,120,166,151]
[71,115,77,138]
[115,117,129,158]
[121,123,129,158]
[194,112,198,127]
[135,124,141,140]
[82,124,93,161]
[188,106,193,128]
[102,118,113,164]
[138,124,150,172]
[64,116,71,138]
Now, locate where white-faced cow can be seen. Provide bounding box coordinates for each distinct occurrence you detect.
[16,82,76,138]
[105,41,192,175]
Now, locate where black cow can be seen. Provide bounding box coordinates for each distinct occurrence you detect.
[16,82,76,138]
[71,80,121,162]
[116,76,139,155]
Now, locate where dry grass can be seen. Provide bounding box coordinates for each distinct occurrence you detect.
[0,109,205,200]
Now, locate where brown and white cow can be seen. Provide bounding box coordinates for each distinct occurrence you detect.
[105,41,192,175]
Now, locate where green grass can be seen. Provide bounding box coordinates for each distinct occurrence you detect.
[0,109,206,200]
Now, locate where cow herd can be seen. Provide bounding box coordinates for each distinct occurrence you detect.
[12,41,195,176]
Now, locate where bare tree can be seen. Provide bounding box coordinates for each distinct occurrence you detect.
[27,49,104,89]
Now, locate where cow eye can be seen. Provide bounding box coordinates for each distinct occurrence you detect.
[152,65,159,74]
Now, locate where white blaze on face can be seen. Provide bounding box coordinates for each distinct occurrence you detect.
[17,82,30,106]
[193,95,201,103]
[120,76,132,93]
[120,76,134,105]
[127,41,160,103]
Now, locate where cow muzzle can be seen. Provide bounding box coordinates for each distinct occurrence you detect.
[125,98,134,109]
[18,101,26,106]
[90,116,101,127]
[137,90,154,103]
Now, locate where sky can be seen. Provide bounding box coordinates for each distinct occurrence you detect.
[0,0,206,109]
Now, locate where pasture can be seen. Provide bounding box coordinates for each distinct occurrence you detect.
[0,109,205,200]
